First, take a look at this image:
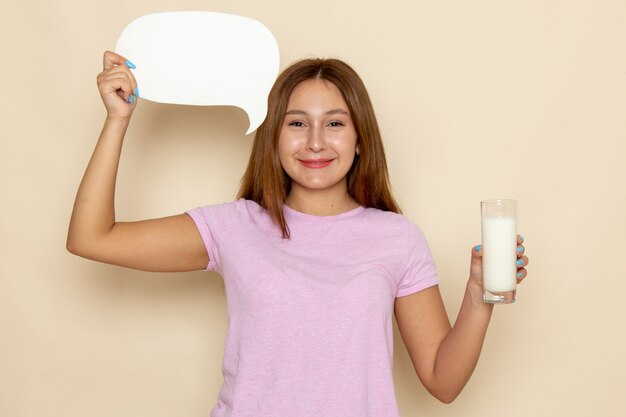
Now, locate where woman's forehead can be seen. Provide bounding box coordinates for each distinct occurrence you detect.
[286,79,349,113]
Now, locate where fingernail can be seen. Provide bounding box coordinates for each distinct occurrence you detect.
[517,271,523,278]
[476,245,481,252]
[517,245,523,253]
[124,60,136,69]
[520,235,525,242]
[129,95,135,105]
[516,259,523,267]
[134,87,140,98]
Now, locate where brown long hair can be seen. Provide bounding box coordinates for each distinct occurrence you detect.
[237,58,400,238]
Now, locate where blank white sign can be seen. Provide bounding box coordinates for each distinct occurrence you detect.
[116,11,280,134]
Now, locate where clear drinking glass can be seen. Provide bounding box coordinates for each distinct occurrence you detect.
[481,199,517,304]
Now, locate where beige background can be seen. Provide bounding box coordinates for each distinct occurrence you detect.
[1,1,625,416]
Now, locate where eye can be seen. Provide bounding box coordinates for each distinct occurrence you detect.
[288,121,306,127]
[328,121,344,127]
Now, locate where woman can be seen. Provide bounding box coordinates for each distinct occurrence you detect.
[67,51,528,416]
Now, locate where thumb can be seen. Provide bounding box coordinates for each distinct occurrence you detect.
[103,50,134,70]
[470,244,483,277]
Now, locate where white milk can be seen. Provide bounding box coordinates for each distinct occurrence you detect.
[482,216,517,292]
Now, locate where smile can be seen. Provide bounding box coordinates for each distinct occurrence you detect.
[298,158,334,169]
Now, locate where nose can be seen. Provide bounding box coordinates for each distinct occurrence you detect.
[305,125,327,152]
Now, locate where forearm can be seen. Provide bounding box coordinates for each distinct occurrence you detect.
[430,283,493,402]
[67,117,129,251]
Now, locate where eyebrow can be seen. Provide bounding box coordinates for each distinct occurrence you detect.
[284,108,350,116]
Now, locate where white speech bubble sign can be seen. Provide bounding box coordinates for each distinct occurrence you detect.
[115,11,280,134]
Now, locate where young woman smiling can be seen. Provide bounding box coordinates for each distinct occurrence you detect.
[67,51,529,417]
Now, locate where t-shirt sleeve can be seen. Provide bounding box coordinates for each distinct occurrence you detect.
[185,201,238,273]
[396,223,439,298]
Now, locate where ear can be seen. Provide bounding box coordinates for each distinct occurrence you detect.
[356,144,360,155]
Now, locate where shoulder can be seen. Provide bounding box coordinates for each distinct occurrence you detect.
[186,199,276,235]
[360,207,424,233]
[188,198,264,217]
[355,208,431,251]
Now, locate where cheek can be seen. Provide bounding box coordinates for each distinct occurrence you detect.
[328,135,357,157]
[277,134,296,174]
[343,151,356,170]
[278,131,300,154]
[341,136,358,169]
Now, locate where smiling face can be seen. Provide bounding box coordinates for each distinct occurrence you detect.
[278,78,358,204]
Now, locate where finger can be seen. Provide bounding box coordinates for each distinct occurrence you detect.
[100,73,134,100]
[103,50,128,70]
[516,268,527,282]
[99,63,132,77]
[110,64,138,100]
[98,56,139,103]
[469,245,483,279]
[99,64,138,90]
[126,69,138,99]
[103,50,136,71]
[516,244,525,257]
[471,244,483,266]
[105,71,138,101]
[99,72,132,91]
[517,234,525,245]
[516,255,529,269]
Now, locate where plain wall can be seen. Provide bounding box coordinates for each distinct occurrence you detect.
[1,0,625,416]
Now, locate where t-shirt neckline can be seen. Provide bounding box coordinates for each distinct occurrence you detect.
[283,204,365,221]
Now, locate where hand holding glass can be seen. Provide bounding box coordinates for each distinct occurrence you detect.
[481,199,517,304]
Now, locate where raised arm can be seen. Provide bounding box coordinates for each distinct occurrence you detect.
[66,51,208,272]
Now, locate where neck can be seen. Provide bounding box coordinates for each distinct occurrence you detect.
[286,184,359,216]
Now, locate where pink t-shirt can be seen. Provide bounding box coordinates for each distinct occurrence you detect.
[186,199,439,417]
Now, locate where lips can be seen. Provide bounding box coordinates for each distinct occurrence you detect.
[298,158,334,169]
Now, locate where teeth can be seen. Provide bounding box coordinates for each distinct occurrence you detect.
[300,159,330,165]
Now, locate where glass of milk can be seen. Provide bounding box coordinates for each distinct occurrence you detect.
[481,199,517,304]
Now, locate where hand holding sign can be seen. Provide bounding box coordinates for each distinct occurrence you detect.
[115,12,280,134]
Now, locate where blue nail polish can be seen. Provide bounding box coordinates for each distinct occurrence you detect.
[129,95,135,105]
[520,235,525,242]
[476,245,481,252]
[517,245,523,253]
[517,271,523,278]
[517,259,523,267]
[134,87,139,98]
[124,60,136,69]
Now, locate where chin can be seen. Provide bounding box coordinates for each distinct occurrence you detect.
[293,177,347,192]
